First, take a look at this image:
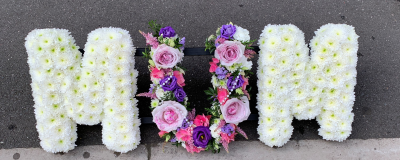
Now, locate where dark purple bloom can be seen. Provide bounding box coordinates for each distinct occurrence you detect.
[159,26,176,38]
[220,24,236,39]
[215,67,228,80]
[221,124,235,136]
[174,86,186,102]
[160,76,178,91]
[193,126,212,148]
[179,37,185,51]
[227,75,244,91]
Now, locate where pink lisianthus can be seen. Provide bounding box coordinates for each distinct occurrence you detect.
[158,130,168,138]
[173,71,185,87]
[176,128,192,142]
[215,41,245,66]
[217,88,229,105]
[193,114,212,127]
[221,97,251,124]
[153,44,184,69]
[150,67,164,81]
[152,101,188,132]
[139,30,159,49]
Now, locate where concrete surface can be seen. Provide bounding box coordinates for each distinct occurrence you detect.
[1,0,400,150]
[1,138,400,160]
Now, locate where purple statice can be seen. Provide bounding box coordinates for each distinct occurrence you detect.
[227,75,244,91]
[215,67,228,79]
[220,24,236,39]
[221,124,235,136]
[180,118,193,130]
[149,84,155,93]
[179,37,185,51]
[159,26,176,38]
[170,137,177,142]
[174,87,186,102]
[160,76,178,91]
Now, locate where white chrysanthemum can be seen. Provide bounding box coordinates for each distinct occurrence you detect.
[26,28,140,153]
[257,24,309,147]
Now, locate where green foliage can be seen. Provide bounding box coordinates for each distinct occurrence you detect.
[205,38,216,53]
[142,47,152,60]
[242,39,257,49]
[148,20,162,37]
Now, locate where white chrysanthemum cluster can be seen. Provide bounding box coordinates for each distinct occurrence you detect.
[26,28,80,153]
[257,24,308,147]
[310,24,358,142]
[25,28,141,153]
[85,28,141,152]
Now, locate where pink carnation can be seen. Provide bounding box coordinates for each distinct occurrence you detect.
[153,44,183,69]
[215,41,245,66]
[217,88,229,105]
[221,97,250,124]
[193,114,211,127]
[152,101,188,132]
[173,71,185,87]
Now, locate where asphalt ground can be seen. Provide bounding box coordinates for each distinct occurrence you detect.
[1,0,400,149]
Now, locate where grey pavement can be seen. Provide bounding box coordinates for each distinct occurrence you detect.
[1,0,400,152]
[1,138,400,160]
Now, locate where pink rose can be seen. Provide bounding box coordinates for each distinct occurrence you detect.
[193,114,212,127]
[173,71,185,87]
[150,67,164,81]
[158,130,168,138]
[221,97,250,124]
[217,88,229,105]
[153,44,183,69]
[215,41,245,66]
[152,101,188,132]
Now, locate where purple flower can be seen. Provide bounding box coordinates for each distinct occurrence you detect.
[149,84,155,93]
[170,136,177,142]
[220,24,236,39]
[179,37,185,51]
[221,124,235,136]
[215,67,228,79]
[193,126,212,148]
[180,118,193,130]
[227,75,244,91]
[160,76,178,91]
[159,26,176,38]
[174,87,186,102]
